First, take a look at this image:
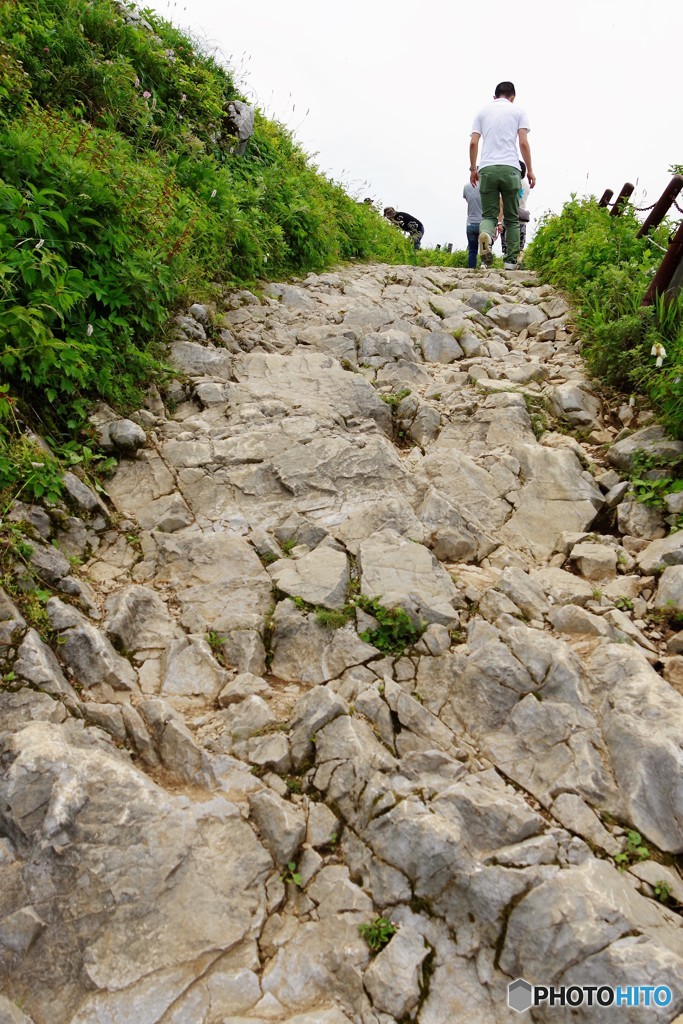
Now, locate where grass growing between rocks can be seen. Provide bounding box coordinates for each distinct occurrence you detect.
[0,0,414,500]
[525,196,683,437]
[0,520,58,643]
[523,394,550,440]
[289,590,425,655]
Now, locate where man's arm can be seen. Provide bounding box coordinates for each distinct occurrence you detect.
[469,133,480,186]
[518,128,535,188]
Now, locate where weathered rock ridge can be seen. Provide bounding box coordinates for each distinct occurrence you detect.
[1,264,682,1023]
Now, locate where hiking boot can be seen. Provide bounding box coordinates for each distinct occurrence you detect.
[504,261,518,270]
[478,231,493,267]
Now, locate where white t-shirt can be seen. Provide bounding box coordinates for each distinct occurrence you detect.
[471,98,530,169]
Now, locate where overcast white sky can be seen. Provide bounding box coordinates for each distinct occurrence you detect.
[147,0,682,249]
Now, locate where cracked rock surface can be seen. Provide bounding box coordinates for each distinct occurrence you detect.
[1,263,682,1023]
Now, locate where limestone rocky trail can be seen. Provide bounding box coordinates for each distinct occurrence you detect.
[1,263,683,1023]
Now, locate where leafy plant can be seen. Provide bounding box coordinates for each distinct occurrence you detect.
[358,916,397,952]
[358,596,425,654]
[614,596,634,612]
[653,880,671,903]
[614,830,650,868]
[281,861,303,888]
[625,450,683,509]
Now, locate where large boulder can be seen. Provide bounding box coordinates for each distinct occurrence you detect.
[0,722,271,1024]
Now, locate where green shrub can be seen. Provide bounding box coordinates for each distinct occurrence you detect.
[415,248,470,268]
[526,196,683,436]
[358,596,425,654]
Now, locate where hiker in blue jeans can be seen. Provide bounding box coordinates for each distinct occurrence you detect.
[469,81,536,269]
[463,179,482,269]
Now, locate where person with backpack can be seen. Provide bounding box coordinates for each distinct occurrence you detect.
[469,81,535,269]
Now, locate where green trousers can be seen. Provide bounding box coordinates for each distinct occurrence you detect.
[479,164,521,262]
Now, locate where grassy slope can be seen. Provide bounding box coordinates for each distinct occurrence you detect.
[0,0,417,500]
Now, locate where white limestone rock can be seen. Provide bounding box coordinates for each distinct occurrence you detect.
[533,566,594,606]
[587,645,683,853]
[499,445,603,559]
[149,531,273,633]
[269,543,349,610]
[485,302,546,332]
[550,381,602,427]
[569,541,618,581]
[363,927,429,1019]
[103,584,181,651]
[358,528,465,626]
[607,425,683,472]
[617,499,666,539]
[270,600,377,686]
[654,565,683,612]
[0,721,271,1024]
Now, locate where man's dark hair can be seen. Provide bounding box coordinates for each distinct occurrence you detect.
[494,81,516,98]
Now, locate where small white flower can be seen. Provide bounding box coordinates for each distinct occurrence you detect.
[210,189,217,198]
[35,239,45,250]
[651,342,666,365]
[656,356,664,367]
[86,324,94,337]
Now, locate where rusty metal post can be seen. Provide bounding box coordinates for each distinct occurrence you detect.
[642,219,683,305]
[637,175,683,237]
[598,189,613,208]
[610,182,635,216]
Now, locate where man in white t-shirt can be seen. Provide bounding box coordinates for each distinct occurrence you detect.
[469,81,535,269]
